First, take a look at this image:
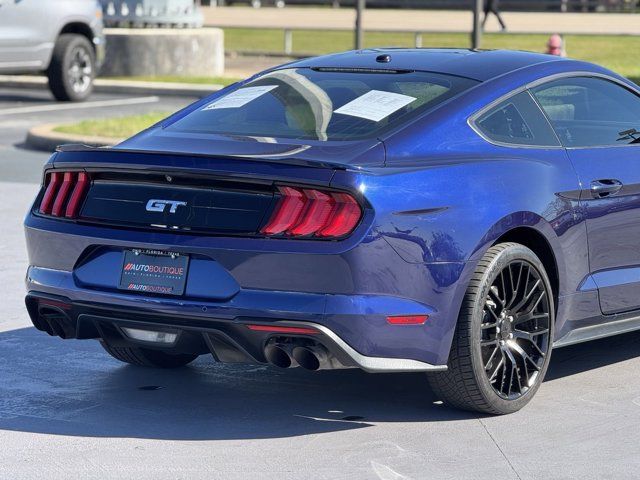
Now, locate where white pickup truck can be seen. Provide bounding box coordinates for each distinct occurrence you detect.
[0,0,105,101]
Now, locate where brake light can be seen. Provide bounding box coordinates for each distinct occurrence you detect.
[65,172,90,218]
[261,186,362,239]
[317,193,362,238]
[287,189,334,236]
[51,172,74,217]
[39,172,62,215]
[38,171,90,219]
[260,186,305,235]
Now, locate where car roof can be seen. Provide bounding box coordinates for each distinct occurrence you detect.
[284,48,572,82]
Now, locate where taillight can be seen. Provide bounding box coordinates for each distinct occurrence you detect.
[287,189,334,236]
[65,172,90,218]
[39,172,62,215]
[51,172,74,217]
[317,193,362,238]
[261,186,362,239]
[260,186,306,235]
[38,171,90,219]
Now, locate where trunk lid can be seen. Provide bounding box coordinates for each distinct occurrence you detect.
[116,130,385,168]
[47,143,381,237]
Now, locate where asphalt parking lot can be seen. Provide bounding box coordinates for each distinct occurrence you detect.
[0,87,194,183]
[2,87,640,479]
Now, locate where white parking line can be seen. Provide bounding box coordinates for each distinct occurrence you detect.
[0,96,160,116]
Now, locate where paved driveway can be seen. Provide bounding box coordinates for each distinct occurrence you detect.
[2,185,640,479]
[0,87,196,183]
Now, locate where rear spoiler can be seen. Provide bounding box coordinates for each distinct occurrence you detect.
[55,144,350,171]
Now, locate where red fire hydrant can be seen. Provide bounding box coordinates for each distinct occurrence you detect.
[546,34,566,57]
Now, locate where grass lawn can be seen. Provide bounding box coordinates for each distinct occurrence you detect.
[225,28,640,81]
[106,76,240,86]
[54,111,170,139]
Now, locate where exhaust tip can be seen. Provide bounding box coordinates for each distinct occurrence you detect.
[292,346,321,371]
[37,306,75,339]
[264,344,293,369]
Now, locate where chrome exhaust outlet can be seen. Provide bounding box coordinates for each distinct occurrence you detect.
[264,342,298,369]
[292,344,343,371]
[264,340,345,371]
[36,306,76,339]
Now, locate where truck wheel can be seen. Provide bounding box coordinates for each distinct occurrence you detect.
[427,243,554,414]
[47,34,95,102]
[100,340,198,368]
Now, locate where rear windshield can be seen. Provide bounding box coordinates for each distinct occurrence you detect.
[166,68,478,141]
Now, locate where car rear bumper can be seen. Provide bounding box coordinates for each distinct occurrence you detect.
[24,202,473,366]
[25,287,446,373]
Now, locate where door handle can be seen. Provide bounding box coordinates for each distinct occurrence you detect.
[590,179,623,198]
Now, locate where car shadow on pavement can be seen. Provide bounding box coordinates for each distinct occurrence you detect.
[1,326,640,440]
[0,92,54,105]
[0,326,474,441]
[545,329,640,381]
[13,140,48,153]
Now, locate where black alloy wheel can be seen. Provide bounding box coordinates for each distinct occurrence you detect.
[428,242,555,414]
[481,259,551,400]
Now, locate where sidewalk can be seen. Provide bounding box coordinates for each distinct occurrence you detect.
[203,6,640,35]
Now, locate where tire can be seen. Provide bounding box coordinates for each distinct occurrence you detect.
[47,34,95,102]
[427,242,555,414]
[100,341,198,368]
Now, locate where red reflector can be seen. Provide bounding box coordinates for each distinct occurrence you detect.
[51,172,75,217]
[39,172,62,215]
[246,324,319,335]
[386,315,429,325]
[64,172,90,218]
[316,193,362,237]
[287,189,334,236]
[260,186,306,235]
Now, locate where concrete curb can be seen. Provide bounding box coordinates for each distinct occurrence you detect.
[0,75,224,98]
[26,124,121,152]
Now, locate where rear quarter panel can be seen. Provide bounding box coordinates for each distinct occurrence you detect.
[328,67,594,351]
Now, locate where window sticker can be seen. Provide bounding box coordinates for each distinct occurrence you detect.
[334,90,417,122]
[202,85,278,110]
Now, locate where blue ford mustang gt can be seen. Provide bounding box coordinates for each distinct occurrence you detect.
[24,48,640,414]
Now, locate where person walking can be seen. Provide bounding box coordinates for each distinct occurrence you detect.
[482,0,507,32]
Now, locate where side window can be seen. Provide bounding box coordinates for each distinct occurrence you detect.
[531,77,640,148]
[474,91,560,147]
